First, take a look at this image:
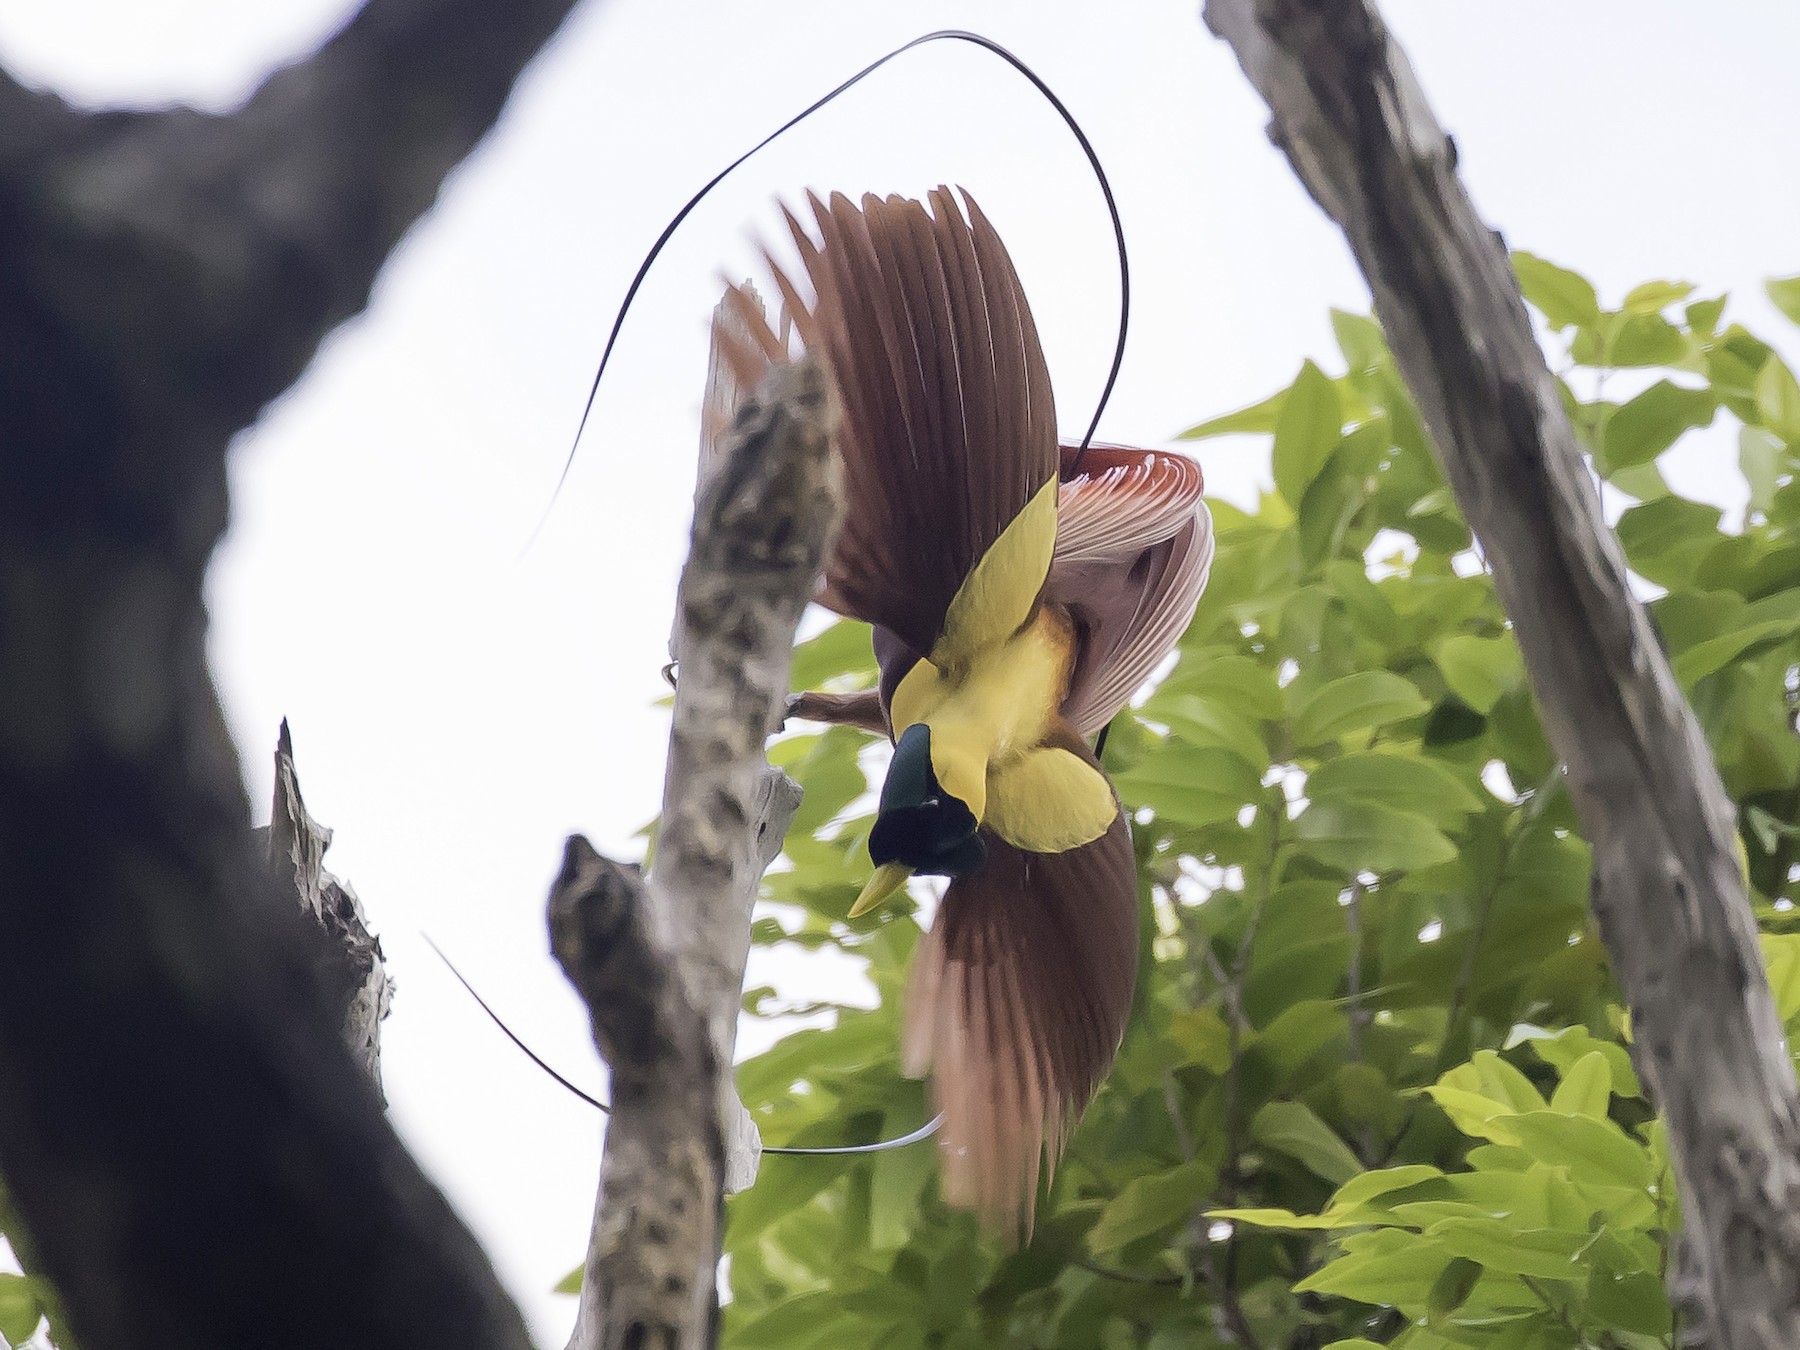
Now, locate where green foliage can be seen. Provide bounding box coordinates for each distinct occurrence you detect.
[0,1274,45,1348]
[700,260,1800,1347]
[0,1181,51,1350]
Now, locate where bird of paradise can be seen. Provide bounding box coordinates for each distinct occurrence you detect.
[720,187,1214,1237]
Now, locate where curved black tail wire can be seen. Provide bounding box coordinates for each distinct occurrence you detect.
[425,935,944,1156]
[527,28,1129,550]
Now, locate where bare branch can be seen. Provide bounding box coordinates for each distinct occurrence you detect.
[266,719,394,1094]
[1205,0,1800,1341]
[560,356,840,1350]
[550,840,719,1350]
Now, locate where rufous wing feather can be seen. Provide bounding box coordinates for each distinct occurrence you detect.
[759,188,1061,658]
[1050,444,1215,737]
[901,722,1139,1239]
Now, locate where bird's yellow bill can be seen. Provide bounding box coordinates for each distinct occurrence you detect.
[849,862,914,919]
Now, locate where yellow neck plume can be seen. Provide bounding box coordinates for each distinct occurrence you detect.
[884,479,1115,859]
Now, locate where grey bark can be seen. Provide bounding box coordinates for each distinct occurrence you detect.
[0,1,582,1347]
[265,719,394,1095]
[1205,0,1800,1343]
[680,283,806,1197]
[558,355,839,1350]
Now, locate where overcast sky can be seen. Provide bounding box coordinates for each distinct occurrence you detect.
[3,0,1796,1341]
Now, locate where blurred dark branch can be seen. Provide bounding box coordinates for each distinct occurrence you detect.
[0,1,584,1347]
[1206,0,1800,1343]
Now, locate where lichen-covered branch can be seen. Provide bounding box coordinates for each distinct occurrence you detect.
[1204,1,1800,1342]
[549,841,721,1350]
[558,357,839,1350]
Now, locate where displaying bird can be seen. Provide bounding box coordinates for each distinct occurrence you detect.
[718,187,1214,1237]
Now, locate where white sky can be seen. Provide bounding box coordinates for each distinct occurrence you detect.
[2,0,1796,1341]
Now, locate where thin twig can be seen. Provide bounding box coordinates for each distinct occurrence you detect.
[1074,1257,1186,1288]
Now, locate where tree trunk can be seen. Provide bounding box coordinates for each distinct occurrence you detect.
[1205,1,1800,1342]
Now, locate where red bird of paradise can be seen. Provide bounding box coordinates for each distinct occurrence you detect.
[719,187,1214,1237]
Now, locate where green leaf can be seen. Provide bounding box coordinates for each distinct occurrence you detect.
[1114,745,1264,827]
[1168,1006,1234,1073]
[1513,252,1600,329]
[1767,275,1800,329]
[1506,1111,1653,1190]
[1622,280,1694,315]
[1159,653,1285,719]
[1427,1219,1592,1281]
[1252,1100,1364,1185]
[1509,1025,1641,1098]
[1602,380,1716,469]
[781,727,872,835]
[1090,1160,1212,1252]
[1295,1228,1454,1309]
[788,620,877,690]
[1742,425,1786,515]
[554,1264,583,1295]
[1178,387,1286,440]
[1305,751,1484,830]
[1607,459,1672,501]
[1294,799,1457,874]
[730,1293,863,1350]
[1207,1171,1433,1234]
[1148,694,1272,773]
[1607,313,1689,367]
[1688,295,1728,333]
[1299,422,1387,567]
[1329,1165,1446,1213]
[1760,933,1800,1022]
[1433,634,1524,714]
[1424,1086,1523,1145]
[1616,496,1724,589]
[735,1012,898,1104]
[1431,1051,1547,1133]
[1672,618,1800,687]
[1332,309,1388,372]
[1548,1051,1612,1119]
[869,1131,936,1251]
[1587,1265,1673,1335]
[1426,1256,1482,1326]
[1273,361,1344,506]
[1756,355,1800,441]
[1208,1206,1359,1232]
[0,1273,43,1345]
[1424,1169,1556,1229]
[1464,1049,1548,1113]
[1255,999,1350,1072]
[1293,670,1430,746]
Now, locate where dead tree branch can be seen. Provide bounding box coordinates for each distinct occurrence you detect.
[0,1,583,1347]
[557,355,839,1350]
[549,842,719,1350]
[265,719,394,1094]
[1205,0,1800,1342]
